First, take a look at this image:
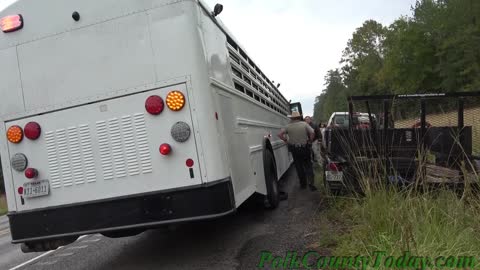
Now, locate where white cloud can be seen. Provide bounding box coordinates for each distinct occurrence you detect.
[205,0,416,117]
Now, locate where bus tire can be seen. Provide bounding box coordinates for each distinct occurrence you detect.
[263,150,280,209]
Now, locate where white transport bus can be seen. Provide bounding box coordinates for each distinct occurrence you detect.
[0,0,295,252]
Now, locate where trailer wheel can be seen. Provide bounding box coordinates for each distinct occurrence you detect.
[263,150,280,209]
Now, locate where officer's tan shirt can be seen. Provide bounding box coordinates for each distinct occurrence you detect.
[285,121,314,145]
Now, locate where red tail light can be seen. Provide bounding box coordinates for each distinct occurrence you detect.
[24,122,41,140]
[17,187,24,195]
[328,162,341,171]
[159,143,171,155]
[25,168,38,179]
[0,14,23,33]
[186,159,194,167]
[145,95,164,115]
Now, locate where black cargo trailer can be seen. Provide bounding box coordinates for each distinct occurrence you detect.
[323,92,480,194]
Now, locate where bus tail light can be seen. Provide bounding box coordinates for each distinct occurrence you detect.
[159,143,171,155]
[186,159,194,167]
[166,91,185,111]
[24,122,42,140]
[145,95,164,115]
[7,125,23,143]
[0,14,23,33]
[25,168,38,179]
[18,187,24,195]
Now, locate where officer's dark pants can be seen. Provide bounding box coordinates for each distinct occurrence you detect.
[289,145,314,187]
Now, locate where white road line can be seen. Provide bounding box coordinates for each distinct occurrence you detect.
[81,238,100,243]
[36,260,58,266]
[8,250,56,270]
[66,245,88,250]
[0,228,10,237]
[8,235,89,270]
[54,252,74,257]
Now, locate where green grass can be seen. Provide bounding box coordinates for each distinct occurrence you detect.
[0,195,7,216]
[316,167,480,269]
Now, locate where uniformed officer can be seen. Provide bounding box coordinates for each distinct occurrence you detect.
[278,111,317,191]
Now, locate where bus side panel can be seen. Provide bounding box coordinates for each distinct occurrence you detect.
[216,91,254,206]
[273,142,291,181]
[197,4,292,205]
[149,2,231,184]
[197,5,234,87]
[215,84,291,206]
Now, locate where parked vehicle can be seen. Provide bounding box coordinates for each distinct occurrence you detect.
[322,93,480,195]
[326,112,376,129]
[0,0,295,252]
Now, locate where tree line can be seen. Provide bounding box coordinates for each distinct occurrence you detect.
[313,0,480,123]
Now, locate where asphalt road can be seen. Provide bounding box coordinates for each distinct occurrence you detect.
[0,167,324,270]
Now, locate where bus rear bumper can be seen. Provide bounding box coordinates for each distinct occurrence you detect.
[8,178,235,244]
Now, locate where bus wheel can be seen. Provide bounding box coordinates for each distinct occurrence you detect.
[101,229,144,238]
[264,150,280,209]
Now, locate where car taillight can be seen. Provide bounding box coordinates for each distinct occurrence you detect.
[166,91,185,111]
[145,95,164,115]
[7,125,23,143]
[24,122,41,140]
[0,14,23,33]
[24,168,38,179]
[328,162,341,171]
[159,143,171,155]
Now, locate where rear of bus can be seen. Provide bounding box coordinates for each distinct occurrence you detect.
[0,0,235,251]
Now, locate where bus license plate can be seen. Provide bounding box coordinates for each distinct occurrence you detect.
[23,180,50,198]
[325,171,343,182]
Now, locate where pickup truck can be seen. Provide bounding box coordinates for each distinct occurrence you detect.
[322,112,378,193]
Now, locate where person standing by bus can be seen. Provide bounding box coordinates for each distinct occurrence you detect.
[304,116,320,163]
[278,112,317,191]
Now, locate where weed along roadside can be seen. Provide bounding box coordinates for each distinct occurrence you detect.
[308,166,480,270]
[0,195,6,216]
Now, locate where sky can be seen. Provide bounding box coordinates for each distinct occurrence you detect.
[204,0,418,117]
[0,0,417,117]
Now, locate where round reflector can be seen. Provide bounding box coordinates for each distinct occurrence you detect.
[186,159,194,167]
[171,121,191,142]
[24,168,38,179]
[24,122,41,140]
[145,95,164,115]
[11,153,28,172]
[159,143,172,155]
[17,186,24,195]
[166,91,185,111]
[7,125,23,144]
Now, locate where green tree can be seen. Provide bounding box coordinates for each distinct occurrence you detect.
[313,0,480,121]
[341,20,387,96]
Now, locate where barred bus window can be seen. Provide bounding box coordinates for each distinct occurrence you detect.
[234,82,245,93]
